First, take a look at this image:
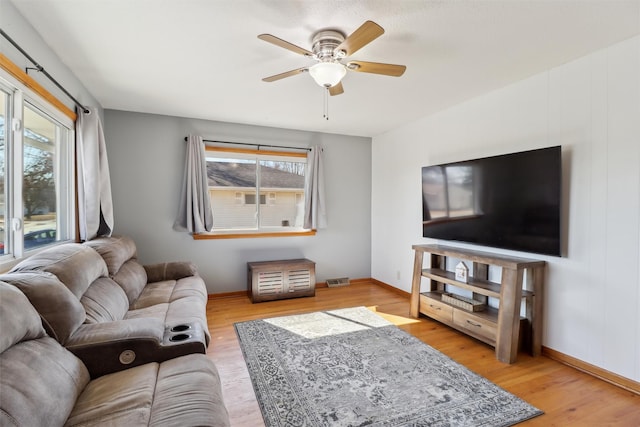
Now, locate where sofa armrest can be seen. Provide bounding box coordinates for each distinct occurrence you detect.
[66,318,165,346]
[66,318,206,378]
[144,261,198,282]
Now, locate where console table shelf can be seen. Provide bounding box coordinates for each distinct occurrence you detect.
[410,244,546,364]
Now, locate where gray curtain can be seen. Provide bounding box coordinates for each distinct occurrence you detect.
[303,146,327,229]
[76,107,114,241]
[173,135,213,233]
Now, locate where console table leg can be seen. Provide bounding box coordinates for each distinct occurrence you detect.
[496,268,524,363]
[530,266,545,356]
[410,250,424,318]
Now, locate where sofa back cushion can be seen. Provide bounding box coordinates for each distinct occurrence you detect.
[0,282,90,427]
[81,277,130,323]
[9,243,109,298]
[0,272,86,344]
[84,235,137,275]
[0,282,44,353]
[9,243,132,324]
[85,235,148,304]
[113,260,148,305]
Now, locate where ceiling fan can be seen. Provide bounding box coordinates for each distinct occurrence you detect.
[258,21,406,96]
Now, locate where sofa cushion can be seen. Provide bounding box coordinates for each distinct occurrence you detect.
[171,275,209,301]
[84,235,149,304]
[131,280,177,308]
[125,303,170,323]
[65,362,158,426]
[84,235,138,276]
[9,243,108,299]
[1,337,90,427]
[65,354,230,427]
[0,282,45,353]
[113,259,148,305]
[144,261,199,283]
[80,277,130,323]
[0,282,90,427]
[149,354,230,427]
[0,272,86,344]
[131,276,207,309]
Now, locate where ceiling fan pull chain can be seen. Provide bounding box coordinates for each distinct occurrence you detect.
[323,87,329,120]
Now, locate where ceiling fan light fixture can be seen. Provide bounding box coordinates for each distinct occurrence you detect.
[309,62,346,88]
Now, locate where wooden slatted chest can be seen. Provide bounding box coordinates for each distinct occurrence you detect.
[247,258,316,303]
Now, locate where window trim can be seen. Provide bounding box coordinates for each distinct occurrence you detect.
[0,56,76,269]
[0,54,76,121]
[199,145,313,239]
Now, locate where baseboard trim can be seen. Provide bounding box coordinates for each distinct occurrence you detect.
[208,290,248,300]
[207,278,373,299]
[370,278,412,297]
[542,347,640,395]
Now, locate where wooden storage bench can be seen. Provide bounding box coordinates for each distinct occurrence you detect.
[247,258,316,303]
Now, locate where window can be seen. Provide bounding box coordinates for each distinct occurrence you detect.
[244,193,266,205]
[0,70,74,261]
[205,147,307,234]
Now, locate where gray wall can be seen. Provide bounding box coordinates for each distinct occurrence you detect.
[103,109,372,293]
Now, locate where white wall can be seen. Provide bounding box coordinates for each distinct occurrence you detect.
[103,110,372,293]
[372,36,640,382]
[0,0,101,116]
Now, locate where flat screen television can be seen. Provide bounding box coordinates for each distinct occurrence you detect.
[422,146,562,256]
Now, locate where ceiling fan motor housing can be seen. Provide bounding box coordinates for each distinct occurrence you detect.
[312,30,346,61]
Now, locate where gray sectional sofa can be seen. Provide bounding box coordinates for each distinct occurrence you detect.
[1,235,210,377]
[0,235,230,426]
[0,282,230,426]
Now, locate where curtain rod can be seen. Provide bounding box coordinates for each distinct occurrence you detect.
[185,137,311,152]
[0,29,90,114]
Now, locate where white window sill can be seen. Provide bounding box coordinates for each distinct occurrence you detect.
[193,229,316,240]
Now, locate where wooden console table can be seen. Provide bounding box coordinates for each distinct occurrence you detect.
[410,244,545,363]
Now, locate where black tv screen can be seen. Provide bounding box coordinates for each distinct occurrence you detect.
[422,146,561,256]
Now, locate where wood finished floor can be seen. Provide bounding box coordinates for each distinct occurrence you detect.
[206,282,639,427]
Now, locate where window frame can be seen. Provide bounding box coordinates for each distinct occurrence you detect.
[0,61,76,269]
[197,146,315,239]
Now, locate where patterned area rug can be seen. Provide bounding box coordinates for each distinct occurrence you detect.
[234,307,543,427]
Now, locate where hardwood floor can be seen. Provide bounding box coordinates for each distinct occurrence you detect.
[207,282,639,426]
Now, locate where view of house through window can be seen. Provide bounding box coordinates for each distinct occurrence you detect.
[206,149,306,232]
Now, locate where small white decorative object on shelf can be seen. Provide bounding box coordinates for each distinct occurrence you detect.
[455,261,469,283]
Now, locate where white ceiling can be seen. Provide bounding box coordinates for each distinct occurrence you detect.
[8,0,640,137]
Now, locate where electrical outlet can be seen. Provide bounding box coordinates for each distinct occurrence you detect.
[396,270,401,280]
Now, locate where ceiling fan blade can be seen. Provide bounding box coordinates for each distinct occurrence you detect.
[262,67,308,82]
[334,21,384,57]
[347,61,406,77]
[329,82,344,96]
[258,34,313,57]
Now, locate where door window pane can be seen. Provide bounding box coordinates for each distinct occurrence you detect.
[0,90,7,254]
[23,105,59,250]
